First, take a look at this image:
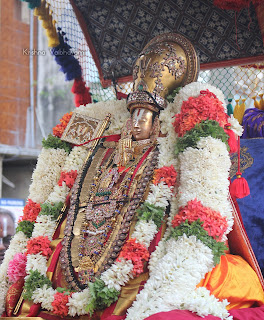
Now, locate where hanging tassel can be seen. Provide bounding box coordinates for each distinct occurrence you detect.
[230,136,250,198]
[224,124,238,153]
[51,29,82,81]
[34,0,60,47]
[227,98,233,116]
[71,78,92,107]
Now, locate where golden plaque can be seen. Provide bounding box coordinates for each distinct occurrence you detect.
[61,111,104,147]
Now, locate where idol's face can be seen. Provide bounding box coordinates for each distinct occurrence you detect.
[131,107,153,141]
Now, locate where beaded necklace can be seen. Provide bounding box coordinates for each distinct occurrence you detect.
[78,150,144,283]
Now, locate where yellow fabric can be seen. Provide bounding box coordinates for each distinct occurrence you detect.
[197,254,264,310]
[113,272,149,316]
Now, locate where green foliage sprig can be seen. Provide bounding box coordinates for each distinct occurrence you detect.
[137,202,165,228]
[166,87,182,103]
[16,220,35,238]
[175,119,229,155]
[40,202,64,220]
[23,270,52,301]
[56,287,72,295]
[168,220,227,265]
[42,134,72,154]
[86,279,119,315]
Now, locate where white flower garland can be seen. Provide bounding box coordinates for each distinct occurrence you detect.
[0,82,242,319]
[29,148,69,203]
[125,82,241,320]
[0,99,177,316]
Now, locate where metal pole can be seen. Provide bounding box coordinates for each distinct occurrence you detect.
[29,10,35,147]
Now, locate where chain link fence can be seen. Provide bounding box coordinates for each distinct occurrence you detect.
[46,0,264,108]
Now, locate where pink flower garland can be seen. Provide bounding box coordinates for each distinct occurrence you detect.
[7,253,27,283]
[172,199,228,240]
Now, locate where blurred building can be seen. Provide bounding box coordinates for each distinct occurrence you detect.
[0,0,39,200]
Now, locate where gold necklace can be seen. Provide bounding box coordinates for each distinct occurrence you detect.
[77,151,144,283]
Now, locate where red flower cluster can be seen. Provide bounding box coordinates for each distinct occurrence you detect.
[173,91,228,137]
[58,170,78,189]
[51,292,70,317]
[53,112,73,138]
[171,199,228,240]
[153,165,177,188]
[19,199,41,223]
[118,239,150,276]
[26,236,52,258]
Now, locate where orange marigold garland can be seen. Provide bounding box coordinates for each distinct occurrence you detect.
[171,199,228,240]
[173,90,228,137]
[153,165,177,188]
[53,111,73,138]
[26,236,52,258]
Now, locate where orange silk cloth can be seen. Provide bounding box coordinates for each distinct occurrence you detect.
[198,254,264,310]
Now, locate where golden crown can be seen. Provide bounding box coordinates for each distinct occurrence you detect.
[127,33,199,114]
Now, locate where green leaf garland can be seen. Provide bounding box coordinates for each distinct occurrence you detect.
[175,119,229,155]
[166,87,182,103]
[168,220,227,265]
[40,202,64,220]
[137,202,165,228]
[86,279,119,315]
[16,220,35,238]
[42,134,72,154]
[23,270,52,301]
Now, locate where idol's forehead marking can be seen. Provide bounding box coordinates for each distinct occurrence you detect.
[133,108,146,121]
